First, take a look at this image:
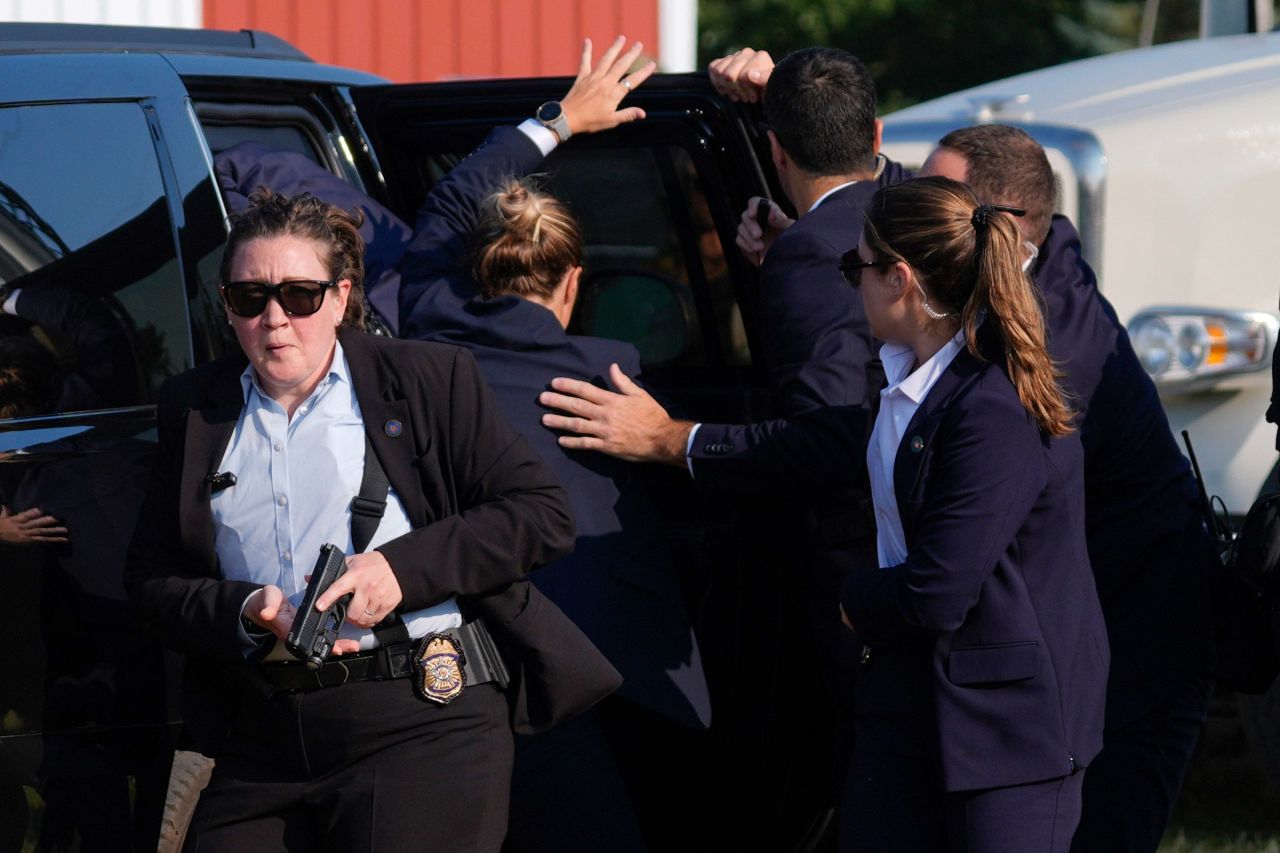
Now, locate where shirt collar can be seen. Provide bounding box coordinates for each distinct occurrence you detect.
[879,331,966,404]
[807,180,860,214]
[239,339,349,406]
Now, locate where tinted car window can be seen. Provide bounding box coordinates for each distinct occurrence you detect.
[0,101,189,418]
[545,145,748,368]
[420,139,750,369]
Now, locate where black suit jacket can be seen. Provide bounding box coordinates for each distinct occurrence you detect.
[843,341,1109,792]
[398,125,711,728]
[124,328,622,752]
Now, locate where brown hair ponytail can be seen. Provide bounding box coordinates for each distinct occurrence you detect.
[472,179,584,301]
[864,177,1074,436]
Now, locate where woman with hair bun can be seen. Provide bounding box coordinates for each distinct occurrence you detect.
[836,176,1109,852]
[398,37,709,853]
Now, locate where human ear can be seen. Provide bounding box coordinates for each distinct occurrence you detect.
[563,266,582,311]
[333,279,352,325]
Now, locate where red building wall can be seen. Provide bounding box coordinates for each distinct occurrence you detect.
[204,0,660,82]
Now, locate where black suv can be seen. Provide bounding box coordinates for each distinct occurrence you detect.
[0,23,843,851]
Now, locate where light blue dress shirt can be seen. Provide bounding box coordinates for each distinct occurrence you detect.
[213,340,461,650]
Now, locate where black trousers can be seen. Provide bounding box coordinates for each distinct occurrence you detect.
[183,678,512,853]
[504,706,646,853]
[504,697,713,853]
[1070,665,1212,853]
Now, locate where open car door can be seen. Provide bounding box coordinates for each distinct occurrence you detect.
[349,75,839,851]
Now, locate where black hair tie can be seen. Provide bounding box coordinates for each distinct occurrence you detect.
[971,204,1026,229]
[970,204,1028,279]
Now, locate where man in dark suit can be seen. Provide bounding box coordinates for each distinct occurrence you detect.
[918,125,1215,853]
[542,49,902,723]
[709,47,907,417]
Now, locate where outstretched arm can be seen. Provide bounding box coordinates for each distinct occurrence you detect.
[399,36,656,335]
[539,364,869,492]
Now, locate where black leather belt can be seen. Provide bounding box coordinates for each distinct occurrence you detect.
[261,620,508,693]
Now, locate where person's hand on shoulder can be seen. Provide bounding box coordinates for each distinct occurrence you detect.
[561,36,657,136]
[539,363,693,466]
[737,196,795,266]
[708,47,774,103]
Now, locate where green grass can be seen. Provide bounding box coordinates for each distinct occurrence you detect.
[1157,707,1280,853]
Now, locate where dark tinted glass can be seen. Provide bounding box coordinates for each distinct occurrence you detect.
[0,102,188,419]
[223,280,334,317]
[540,145,749,367]
[421,140,749,369]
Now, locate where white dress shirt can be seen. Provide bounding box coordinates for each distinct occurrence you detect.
[868,331,966,568]
[215,340,461,650]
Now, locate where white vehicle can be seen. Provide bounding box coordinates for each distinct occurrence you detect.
[881,26,1280,517]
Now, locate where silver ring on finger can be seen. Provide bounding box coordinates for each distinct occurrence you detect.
[621,78,632,91]
[363,607,377,617]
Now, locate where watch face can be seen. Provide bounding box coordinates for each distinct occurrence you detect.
[537,102,563,122]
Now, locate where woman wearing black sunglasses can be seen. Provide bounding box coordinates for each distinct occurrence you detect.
[125,189,621,852]
[836,177,1108,852]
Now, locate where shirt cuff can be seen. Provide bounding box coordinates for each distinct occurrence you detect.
[2,287,21,316]
[517,118,559,157]
[237,591,274,654]
[684,423,702,477]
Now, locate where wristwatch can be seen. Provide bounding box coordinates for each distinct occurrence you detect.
[535,101,572,143]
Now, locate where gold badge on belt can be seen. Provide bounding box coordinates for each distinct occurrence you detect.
[413,633,466,704]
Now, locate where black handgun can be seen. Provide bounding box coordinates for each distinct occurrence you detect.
[285,543,351,670]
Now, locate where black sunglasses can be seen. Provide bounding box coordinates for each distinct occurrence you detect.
[222,279,336,318]
[838,251,895,288]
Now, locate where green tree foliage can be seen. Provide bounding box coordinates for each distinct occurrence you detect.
[697,0,1197,111]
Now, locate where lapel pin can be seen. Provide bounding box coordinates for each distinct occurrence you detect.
[909,436,925,453]
[384,419,403,438]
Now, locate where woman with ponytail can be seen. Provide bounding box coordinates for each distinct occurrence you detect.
[836,176,1109,852]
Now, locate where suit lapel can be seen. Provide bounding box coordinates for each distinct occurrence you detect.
[180,361,245,571]
[892,348,985,540]
[339,329,427,525]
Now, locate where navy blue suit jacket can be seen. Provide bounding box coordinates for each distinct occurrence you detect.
[1036,216,1212,723]
[398,126,711,729]
[691,162,910,468]
[758,168,908,416]
[843,341,1109,792]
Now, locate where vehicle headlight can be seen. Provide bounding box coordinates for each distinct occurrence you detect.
[1128,309,1278,387]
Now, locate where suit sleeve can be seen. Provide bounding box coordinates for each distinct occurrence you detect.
[759,228,880,415]
[398,126,546,338]
[376,347,576,608]
[688,407,868,494]
[124,383,262,662]
[842,390,1047,644]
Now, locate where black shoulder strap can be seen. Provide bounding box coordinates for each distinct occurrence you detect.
[352,433,411,645]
